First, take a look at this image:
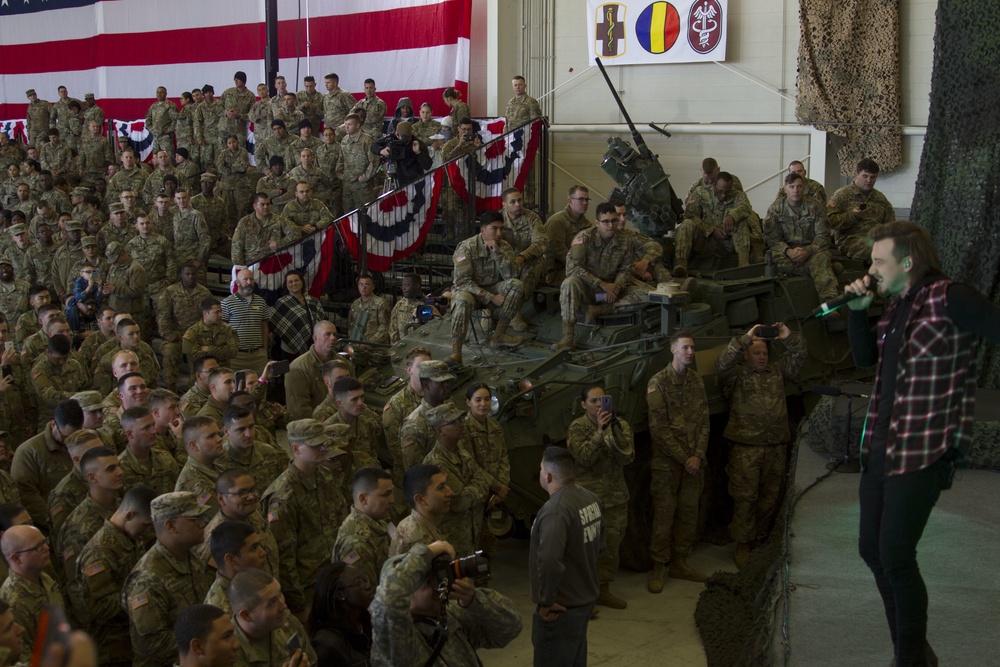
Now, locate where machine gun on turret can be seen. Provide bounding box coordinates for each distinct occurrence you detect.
[596,57,683,239]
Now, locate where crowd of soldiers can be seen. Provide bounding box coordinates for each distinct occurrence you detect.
[0,71,898,665]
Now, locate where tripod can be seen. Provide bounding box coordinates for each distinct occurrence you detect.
[814,384,869,473]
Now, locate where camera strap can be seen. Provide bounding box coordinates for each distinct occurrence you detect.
[422,617,449,667]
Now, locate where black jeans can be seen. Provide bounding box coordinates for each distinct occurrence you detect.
[858,445,954,666]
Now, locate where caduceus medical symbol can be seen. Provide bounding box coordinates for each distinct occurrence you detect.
[605,6,617,52]
[692,1,718,48]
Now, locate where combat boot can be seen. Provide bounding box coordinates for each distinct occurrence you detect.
[734,542,750,569]
[669,555,709,583]
[551,320,575,351]
[596,583,627,609]
[444,339,463,365]
[647,562,666,594]
[672,264,688,278]
[582,303,612,325]
[510,313,530,332]
[490,320,525,347]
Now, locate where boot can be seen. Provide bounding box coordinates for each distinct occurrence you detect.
[669,555,709,583]
[647,562,666,594]
[672,264,688,278]
[510,313,530,332]
[444,339,463,365]
[582,304,611,325]
[596,583,627,609]
[551,320,575,351]
[490,320,525,347]
[734,542,751,569]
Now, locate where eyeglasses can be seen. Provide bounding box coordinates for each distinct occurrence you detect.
[571,197,591,202]
[14,538,49,554]
[220,487,259,499]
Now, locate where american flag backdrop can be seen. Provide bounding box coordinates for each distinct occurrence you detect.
[0,0,471,122]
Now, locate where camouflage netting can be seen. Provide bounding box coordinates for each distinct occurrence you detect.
[795,0,902,175]
[910,0,1000,389]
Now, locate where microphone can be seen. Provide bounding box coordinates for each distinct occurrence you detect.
[810,291,863,317]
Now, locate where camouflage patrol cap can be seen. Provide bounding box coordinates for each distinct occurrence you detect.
[395,121,413,137]
[25,89,35,97]
[81,236,99,248]
[323,423,350,459]
[64,221,83,231]
[426,403,466,429]
[418,360,455,382]
[72,186,90,197]
[286,419,328,447]
[85,93,95,100]
[200,172,217,183]
[108,202,125,214]
[71,390,108,412]
[150,491,214,522]
[0,256,13,267]
[105,241,123,260]
[7,224,27,236]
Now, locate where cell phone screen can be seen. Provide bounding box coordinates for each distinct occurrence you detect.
[600,395,613,413]
[234,371,247,392]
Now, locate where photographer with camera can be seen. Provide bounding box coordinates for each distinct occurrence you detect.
[370,540,522,666]
[370,122,431,190]
[715,323,806,568]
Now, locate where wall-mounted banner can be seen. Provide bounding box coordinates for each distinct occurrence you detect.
[587,0,728,65]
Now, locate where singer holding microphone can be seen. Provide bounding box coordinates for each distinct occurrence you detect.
[845,220,1000,667]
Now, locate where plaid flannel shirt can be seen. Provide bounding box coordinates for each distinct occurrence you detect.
[270,294,326,357]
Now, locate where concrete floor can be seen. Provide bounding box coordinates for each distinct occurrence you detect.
[480,538,740,666]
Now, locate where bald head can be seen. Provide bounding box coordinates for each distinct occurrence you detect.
[0,525,46,571]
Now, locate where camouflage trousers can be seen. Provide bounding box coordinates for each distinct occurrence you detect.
[517,258,544,304]
[836,233,872,261]
[342,180,373,215]
[442,182,469,239]
[674,219,749,267]
[559,277,649,322]
[772,249,839,302]
[649,459,705,563]
[599,501,628,585]
[150,133,174,158]
[199,142,218,170]
[726,442,788,543]
[220,181,252,225]
[160,338,184,391]
[450,279,524,341]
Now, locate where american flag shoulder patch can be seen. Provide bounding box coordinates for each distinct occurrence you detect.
[130,593,149,610]
[85,562,106,577]
[343,551,361,565]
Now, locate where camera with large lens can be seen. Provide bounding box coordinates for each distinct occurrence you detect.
[431,551,490,587]
[385,139,408,162]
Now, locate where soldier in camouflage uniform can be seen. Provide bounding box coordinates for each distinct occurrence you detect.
[79,120,115,183]
[254,120,297,177]
[764,172,839,304]
[389,274,434,344]
[229,568,318,665]
[716,323,806,568]
[323,74,356,131]
[370,541,522,665]
[347,273,390,345]
[301,77,328,129]
[613,201,672,284]
[24,89,51,148]
[567,384,634,609]
[219,72,255,145]
[685,157,745,201]
[194,85,224,167]
[288,148,335,213]
[505,75,543,128]
[51,220,84,301]
[421,404,489,557]
[231,193,301,266]
[321,378,383,481]
[159,271,216,389]
[47,428,103,542]
[0,132,26,172]
[51,86,81,140]
[774,160,826,204]
[282,180,333,235]
[389,463,450,557]
[190,173,229,256]
[446,212,526,364]
[39,129,73,177]
[82,93,104,129]
[57,446,122,607]
[122,491,214,667]
[552,203,651,352]
[140,151,180,206]
[500,187,547,329]
[273,96,306,143]
[181,296,239,371]
[358,79,387,138]
[172,189,211,283]
[645,330,711,592]
[174,416,224,514]
[217,405,288,495]
[463,384,510,560]
[411,103,442,144]
[202,521,267,615]
[336,114,378,214]
[544,185,593,285]
[261,419,347,618]
[0,257,30,326]
[674,171,761,277]
[145,87,177,158]
[216,135,253,224]
[254,156,295,216]
[399,361,458,470]
[128,214,176,337]
[75,485,156,666]
[0,524,65,664]
[175,93,198,168]
[249,84,274,149]
[315,127,343,215]
[108,150,147,202]
[103,243,148,324]
[6,227,36,295]
[119,407,181,496]
[826,158,896,260]
[332,466,393,585]
[31,335,90,430]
